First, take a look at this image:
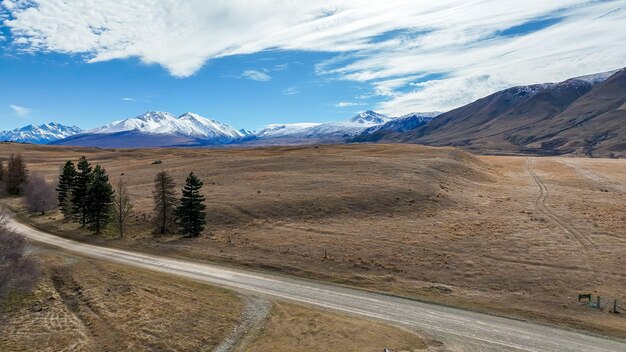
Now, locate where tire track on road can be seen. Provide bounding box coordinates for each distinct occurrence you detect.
[561,160,626,194]
[525,158,598,251]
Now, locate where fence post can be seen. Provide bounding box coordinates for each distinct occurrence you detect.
[596,296,601,309]
[613,300,618,313]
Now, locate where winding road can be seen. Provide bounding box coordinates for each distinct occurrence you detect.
[7,213,626,352]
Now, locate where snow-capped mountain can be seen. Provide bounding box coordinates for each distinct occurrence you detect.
[255,123,322,138]
[359,112,440,136]
[91,111,245,140]
[253,111,394,142]
[349,110,393,124]
[0,122,83,144]
[569,69,620,84]
[238,128,255,137]
[55,111,248,148]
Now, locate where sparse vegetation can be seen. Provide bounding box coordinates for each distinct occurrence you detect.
[22,173,57,215]
[112,179,133,238]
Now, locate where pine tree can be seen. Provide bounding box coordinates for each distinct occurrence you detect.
[113,179,133,238]
[5,154,28,195]
[85,165,114,234]
[56,161,77,219]
[72,156,92,226]
[153,170,178,234]
[176,172,206,237]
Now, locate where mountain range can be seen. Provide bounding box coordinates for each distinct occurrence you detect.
[2,68,624,156]
[356,69,625,157]
[0,122,83,144]
[48,110,431,148]
[54,111,250,148]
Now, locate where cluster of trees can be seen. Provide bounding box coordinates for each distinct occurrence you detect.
[0,154,207,238]
[56,157,116,234]
[153,170,206,237]
[56,157,207,237]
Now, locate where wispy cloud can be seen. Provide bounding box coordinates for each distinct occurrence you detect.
[3,1,625,113]
[282,87,300,95]
[10,104,31,117]
[122,97,150,102]
[241,70,272,81]
[335,101,364,108]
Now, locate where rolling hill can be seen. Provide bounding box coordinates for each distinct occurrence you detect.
[355,69,625,157]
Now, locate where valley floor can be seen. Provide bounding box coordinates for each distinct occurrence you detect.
[2,142,625,339]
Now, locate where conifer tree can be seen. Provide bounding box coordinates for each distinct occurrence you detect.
[5,154,28,195]
[85,165,114,234]
[176,172,206,237]
[56,161,77,219]
[72,156,92,226]
[153,170,178,234]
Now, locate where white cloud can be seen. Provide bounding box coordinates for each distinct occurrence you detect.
[3,1,626,113]
[10,104,31,117]
[241,70,272,81]
[335,101,364,107]
[283,87,300,95]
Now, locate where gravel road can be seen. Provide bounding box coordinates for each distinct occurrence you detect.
[7,213,625,352]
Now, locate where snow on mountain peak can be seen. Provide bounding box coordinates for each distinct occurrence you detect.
[568,69,620,84]
[0,122,83,144]
[349,110,392,124]
[89,111,245,142]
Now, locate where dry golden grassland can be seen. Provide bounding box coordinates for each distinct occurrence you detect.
[247,303,431,352]
[1,142,625,337]
[0,248,242,351]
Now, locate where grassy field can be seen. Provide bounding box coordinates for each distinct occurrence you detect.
[0,248,243,351]
[247,303,431,352]
[1,142,625,338]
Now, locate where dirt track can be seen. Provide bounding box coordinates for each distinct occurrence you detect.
[526,158,597,251]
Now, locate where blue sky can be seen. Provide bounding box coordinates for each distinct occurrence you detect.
[0,49,373,131]
[1,1,625,132]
